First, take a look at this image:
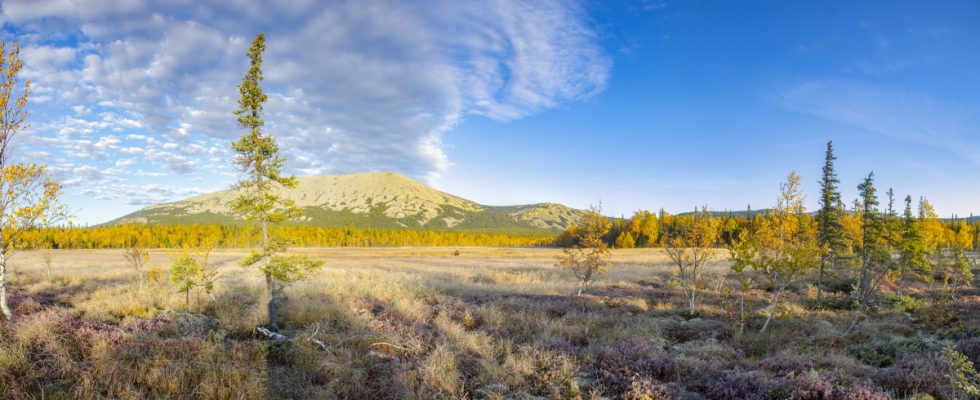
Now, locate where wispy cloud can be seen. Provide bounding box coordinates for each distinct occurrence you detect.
[778,79,980,165]
[3,0,610,192]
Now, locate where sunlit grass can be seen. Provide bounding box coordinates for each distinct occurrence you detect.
[0,248,976,399]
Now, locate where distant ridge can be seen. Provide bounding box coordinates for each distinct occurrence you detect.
[108,172,587,233]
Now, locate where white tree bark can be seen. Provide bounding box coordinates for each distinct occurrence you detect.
[0,251,11,318]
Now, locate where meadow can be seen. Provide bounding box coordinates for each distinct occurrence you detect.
[0,247,976,399]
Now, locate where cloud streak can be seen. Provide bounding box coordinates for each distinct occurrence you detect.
[4,0,610,191]
[778,79,980,166]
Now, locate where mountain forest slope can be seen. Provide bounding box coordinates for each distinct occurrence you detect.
[109,172,586,233]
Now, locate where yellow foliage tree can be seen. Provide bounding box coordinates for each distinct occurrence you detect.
[663,207,721,315]
[731,172,821,333]
[0,42,68,318]
[556,205,611,295]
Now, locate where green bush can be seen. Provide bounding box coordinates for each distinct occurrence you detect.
[888,293,922,313]
[851,337,926,368]
[807,296,857,311]
[823,276,856,294]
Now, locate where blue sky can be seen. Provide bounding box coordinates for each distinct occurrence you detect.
[2,0,978,224]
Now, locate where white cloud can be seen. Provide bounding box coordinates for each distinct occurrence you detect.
[4,0,610,192]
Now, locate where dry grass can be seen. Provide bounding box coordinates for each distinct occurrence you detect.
[0,247,977,399]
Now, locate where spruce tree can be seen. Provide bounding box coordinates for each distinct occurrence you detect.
[856,172,885,304]
[899,195,929,288]
[816,141,845,300]
[231,33,322,331]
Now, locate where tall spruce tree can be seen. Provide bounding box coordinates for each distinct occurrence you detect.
[899,195,929,288]
[816,141,845,300]
[856,173,886,304]
[231,33,322,331]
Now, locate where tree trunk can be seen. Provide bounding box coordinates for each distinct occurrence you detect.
[857,251,870,305]
[737,295,746,336]
[267,275,278,331]
[760,289,782,333]
[817,257,825,301]
[688,288,697,316]
[0,251,10,318]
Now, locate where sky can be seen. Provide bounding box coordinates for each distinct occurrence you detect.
[1,0,979,225]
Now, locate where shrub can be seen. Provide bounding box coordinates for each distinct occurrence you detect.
[828,384,890,400]
[773,371,833,400]
[876,344,980,399]
[705,370,772,400]
[887,293,922,313]
[823,276,857,294]
[759,355,815,375]
[850,337,925,368]
[623,377,673,400]
[808,296,857,311]
[957,336,980,366]
[596,337,661,374]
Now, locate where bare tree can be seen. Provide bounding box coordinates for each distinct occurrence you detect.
[123,241,150,285]
[40,247,54,279]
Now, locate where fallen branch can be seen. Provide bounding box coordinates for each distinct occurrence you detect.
[370,342,408,351]
[257,326,289,341]
[256,326,328,351]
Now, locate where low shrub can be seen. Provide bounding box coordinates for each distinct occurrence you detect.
[876,344,980,400]
[957,336,980,366]
[759,355,815,375]
[623,377,673,400]
[807,296,857,311]
[772,371,833,400]
[850,337,926,368]
[823,276,857,294]
[887,293,922,313]
[704,370,772,400]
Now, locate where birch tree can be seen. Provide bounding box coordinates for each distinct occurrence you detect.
[731,172,820,333]
[556,204,611,295]
[0,41,67,319]
[663,208,720,315]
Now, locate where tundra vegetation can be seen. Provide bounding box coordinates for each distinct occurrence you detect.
[0,32,978,399]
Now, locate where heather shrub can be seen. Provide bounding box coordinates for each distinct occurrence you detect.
[957,336,980,366]
[828,384,891,400]
[759,354,815,375]
[876,344,980,399]
[595,336,662,374]
[772,371,833,400]
[664,317,730,343]
[704,370,772,400]
[623,376,674,400]
[850,337,926,367]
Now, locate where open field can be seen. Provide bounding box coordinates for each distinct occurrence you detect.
[1,248,978,399]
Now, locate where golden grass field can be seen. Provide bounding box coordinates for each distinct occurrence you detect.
[0,247,977,399]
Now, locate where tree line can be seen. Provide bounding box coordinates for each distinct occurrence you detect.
[15,224,556,249]
[557,141,978,333]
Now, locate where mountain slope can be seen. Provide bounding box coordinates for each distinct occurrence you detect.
[109,172,585,233]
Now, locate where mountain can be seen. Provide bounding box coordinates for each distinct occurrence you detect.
[108,172,586,233]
